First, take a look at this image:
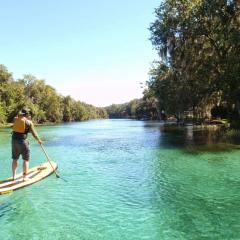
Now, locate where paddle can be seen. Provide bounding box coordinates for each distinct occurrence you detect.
[40,143,67,182]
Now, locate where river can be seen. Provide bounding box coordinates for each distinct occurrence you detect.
[0,119,240,239]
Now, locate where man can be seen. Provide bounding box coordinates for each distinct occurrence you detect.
[12,108,42,181]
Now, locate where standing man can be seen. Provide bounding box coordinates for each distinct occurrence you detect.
[12,109,42,181]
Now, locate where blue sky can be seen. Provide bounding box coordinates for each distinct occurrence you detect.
[1,0,160,106]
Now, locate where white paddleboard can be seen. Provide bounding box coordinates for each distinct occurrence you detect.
[0,161,57,195]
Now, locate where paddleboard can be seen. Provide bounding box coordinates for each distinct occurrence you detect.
[0,161,57,195]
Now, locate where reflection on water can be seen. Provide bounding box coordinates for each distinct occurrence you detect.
[143,122,239,152]
[144,123,240,239]
[161,125,222,148]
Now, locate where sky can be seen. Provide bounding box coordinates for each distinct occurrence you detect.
[0,0,160,107]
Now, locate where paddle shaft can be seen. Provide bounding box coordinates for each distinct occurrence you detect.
[40,144,60,178]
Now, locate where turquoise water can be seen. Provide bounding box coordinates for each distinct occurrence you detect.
[0,120,240,240]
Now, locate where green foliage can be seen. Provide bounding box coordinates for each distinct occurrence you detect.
[0,64,108,124]
[105,98,160,120]
[148,0,240,126]
[0,65,13,84]
[0,102,6,123]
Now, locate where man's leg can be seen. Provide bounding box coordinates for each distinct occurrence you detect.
[12,159,18,180]
[22,139,30,181]
[23,160,29,181]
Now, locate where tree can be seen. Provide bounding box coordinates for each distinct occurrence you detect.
[0,65,108,124]
[0,65,13,84]
[148,0,240,125]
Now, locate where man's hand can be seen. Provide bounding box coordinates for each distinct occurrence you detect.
[38,140,43,144]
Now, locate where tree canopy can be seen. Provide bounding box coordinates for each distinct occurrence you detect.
[0,65,107,124]
[105,98,161,120]
[147,0,240,126]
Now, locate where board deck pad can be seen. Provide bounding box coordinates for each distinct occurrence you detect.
[0,161,57,195]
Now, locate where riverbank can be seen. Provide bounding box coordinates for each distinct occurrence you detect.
[0,121,58,128]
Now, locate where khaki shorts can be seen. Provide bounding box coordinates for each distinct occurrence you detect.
[12,138,30,161]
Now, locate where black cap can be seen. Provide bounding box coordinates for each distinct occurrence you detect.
[19,108,30,116]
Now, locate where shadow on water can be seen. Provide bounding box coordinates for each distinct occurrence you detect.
[143,122,240,153]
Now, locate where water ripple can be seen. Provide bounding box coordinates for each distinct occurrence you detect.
[1,120,240,239]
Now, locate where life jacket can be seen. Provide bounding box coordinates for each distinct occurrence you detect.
[12,117,31,139]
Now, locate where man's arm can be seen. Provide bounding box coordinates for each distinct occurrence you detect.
[29,122,42,144]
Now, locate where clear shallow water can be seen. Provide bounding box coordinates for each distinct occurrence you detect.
[0,120,240,240]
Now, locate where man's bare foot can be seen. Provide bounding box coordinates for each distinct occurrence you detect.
[23,175,30,181]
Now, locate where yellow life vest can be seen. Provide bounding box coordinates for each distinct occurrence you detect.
[13,117,27,133]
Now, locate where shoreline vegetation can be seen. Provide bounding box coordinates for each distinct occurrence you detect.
[0,64,108,125]
[144,1,240,129]
[105,1,240,131]
[0,3,239,132]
